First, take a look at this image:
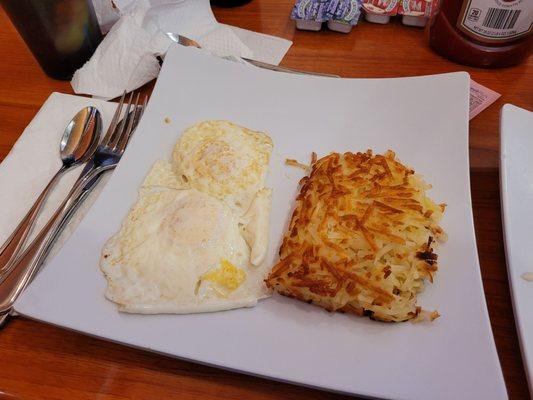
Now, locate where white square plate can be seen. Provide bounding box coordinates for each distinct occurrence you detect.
[500,104,533,395]
[15,45,506,400]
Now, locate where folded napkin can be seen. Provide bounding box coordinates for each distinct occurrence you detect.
[0,93,116,260]
[74,0,292,99]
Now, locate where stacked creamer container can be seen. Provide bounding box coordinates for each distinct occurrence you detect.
[291,0,363,33]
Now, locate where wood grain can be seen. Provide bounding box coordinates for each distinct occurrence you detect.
[0,1,531,399]
[471,171,529,400]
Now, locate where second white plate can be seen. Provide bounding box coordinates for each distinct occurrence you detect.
[500,103,533,395]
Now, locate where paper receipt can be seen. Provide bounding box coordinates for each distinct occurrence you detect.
[469,80,501,120]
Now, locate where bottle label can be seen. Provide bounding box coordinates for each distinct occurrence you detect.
[457,0,533,43]
[362,0,400,17]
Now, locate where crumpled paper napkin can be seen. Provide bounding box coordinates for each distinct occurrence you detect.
[73,0,292,99]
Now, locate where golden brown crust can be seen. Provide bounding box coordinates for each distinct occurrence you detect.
[266,150,446,322]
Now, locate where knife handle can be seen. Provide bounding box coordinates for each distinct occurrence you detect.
[0,166,99,315]
[42,174,102,259]
[0,167,66,279]
[241,58,340,78]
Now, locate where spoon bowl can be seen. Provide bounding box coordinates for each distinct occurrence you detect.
[60,107,101,166]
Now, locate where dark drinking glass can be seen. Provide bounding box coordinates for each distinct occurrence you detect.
[2,0,103,80]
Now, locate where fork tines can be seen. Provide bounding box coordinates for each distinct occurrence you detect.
[103,91,148,154]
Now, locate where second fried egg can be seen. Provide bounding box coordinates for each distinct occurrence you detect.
[172,120,273,212]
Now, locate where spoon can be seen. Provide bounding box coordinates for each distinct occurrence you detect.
[0,107,101,277]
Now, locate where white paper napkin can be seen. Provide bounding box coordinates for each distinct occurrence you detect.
[75,0,292,99]
[0,93,116,260]
[72,4,169,100]
[226,24,292,65]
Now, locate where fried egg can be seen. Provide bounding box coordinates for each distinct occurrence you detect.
[172,120,273,213]
[100,120,273,314]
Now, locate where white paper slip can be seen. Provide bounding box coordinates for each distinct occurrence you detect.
[469,80,501,120]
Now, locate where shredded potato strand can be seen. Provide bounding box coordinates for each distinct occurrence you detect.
[285,158,309,171]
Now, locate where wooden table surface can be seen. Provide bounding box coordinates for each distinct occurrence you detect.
[0,1,531,399]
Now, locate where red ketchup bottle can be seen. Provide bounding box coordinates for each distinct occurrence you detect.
[428,0,532,68]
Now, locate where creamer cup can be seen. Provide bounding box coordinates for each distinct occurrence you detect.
[362,0,399,24]
[291,0,329,31]
[327,0,362,32]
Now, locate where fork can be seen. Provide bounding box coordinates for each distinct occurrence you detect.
[0,91,146,321]
[42,95,147,260]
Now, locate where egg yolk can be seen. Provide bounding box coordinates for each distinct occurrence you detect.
[201,259,246,292]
